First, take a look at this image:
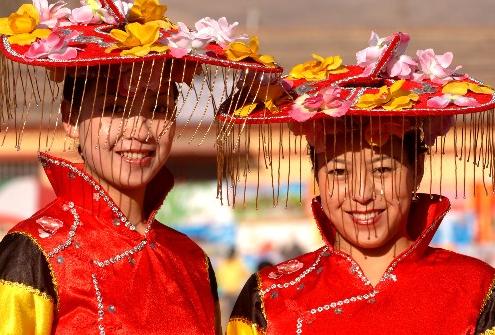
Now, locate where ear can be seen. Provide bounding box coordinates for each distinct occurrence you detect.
[61,100,80,139]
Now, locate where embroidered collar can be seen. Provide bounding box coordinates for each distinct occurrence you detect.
[311,193,451,263]
[39,152,174,237]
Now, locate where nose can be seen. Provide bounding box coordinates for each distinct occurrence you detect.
[122,115,152,142]
[349,169,375,205]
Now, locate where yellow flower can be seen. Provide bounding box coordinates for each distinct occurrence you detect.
[233,100,278,117]
[226,36,276,67]
[356,80,419,111]
[0,4,51,46]
[442,81,494,96]
[127,0,176,29]
[106,21,169,57]
[288,54,348,81]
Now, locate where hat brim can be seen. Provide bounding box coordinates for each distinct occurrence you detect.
[217,65,495,125]
[0,24,282,73]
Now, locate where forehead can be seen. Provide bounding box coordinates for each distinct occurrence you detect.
[318,132,407,163]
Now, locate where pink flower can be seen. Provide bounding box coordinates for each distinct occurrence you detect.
[414,49,462,84]
[427,94,480,108]
[288,87,351,122]
[25,30,79,60]
[356,31,390,76]
[320,86,351,117]
[70,0,117,25]
[37,216,63,238]
[386,54,418,79]
[194,17,245,48]
[166,22,208,58]
[34,0,71,29]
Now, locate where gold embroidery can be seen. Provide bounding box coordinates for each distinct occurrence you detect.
[7,232,59,307]
[0,280,53,302]
[256,272,268,326]
[0,280,54,335]
[480,275,495,314]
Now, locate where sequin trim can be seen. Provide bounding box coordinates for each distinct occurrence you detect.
[92,274,106,335]
[295,290,379,334]
[47,202,80,258]
[39,154,136,232]
[260,247,329,296]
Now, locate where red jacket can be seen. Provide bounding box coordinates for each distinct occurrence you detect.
[227,194,495,335]
[0,153,219,334]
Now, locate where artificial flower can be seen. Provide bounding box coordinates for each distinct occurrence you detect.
[426,81,493,108]
[233,99,278,117]
[225,36,276,67]
[165,21,208,58]
[25,30,79,60]
[413,49,462,84]
[106,21,168,57]
[288,86,350,122]
[355,31,391,76]
[34,0,71,28]
[386,54,418,79]
[70,0,117,25]
[0,4,51,46]
[356,79,419,110]
[288,54,348,81]
[128,0,165,24]
[194,17,244,48]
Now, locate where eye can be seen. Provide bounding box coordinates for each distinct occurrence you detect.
[328,168,347,176]
[372,166,393,175]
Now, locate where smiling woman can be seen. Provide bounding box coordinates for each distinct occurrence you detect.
[219,32,495,334]
[0,0,282,334]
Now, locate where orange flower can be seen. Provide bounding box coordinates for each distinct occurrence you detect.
[106,21,168,57]
[226,36,276,67]
[356,80,419,110]
[288,54,348,81]
[127,0,176,30]
[0,4,51,46]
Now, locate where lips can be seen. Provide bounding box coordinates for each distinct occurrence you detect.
[115,149,155,167]
[345,209,385,225]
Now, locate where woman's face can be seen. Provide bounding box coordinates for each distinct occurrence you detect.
[63,64,176,191]
[317,135,422,250]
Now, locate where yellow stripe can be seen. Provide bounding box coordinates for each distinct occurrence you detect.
[481,327,495,335]
[226,318,265,335]
[0,280,54,335]
[8,232,59,304]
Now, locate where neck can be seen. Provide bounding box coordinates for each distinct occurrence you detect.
[334,233,412,287]
[84,163,148,235]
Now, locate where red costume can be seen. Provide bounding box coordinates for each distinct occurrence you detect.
[0,153,219,334]
[227,195,495,334]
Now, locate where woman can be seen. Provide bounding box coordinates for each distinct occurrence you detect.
[220,32,495,334]
[0,0,280,333]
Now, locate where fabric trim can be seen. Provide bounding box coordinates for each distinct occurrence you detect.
[7,232,59,304]
[0,280,54,335]
[226,318,265,335]
[481,275,495,314]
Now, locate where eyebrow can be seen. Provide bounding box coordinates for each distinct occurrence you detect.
[330,156,393,164]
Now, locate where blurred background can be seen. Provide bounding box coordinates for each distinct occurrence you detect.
[1,0,495,327]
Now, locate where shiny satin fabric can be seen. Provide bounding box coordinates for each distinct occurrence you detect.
[8,153,217,334]
[252,195,495,334]
[0,280,54,335]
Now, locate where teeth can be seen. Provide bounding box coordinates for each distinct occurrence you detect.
[120,152,148,160]
[351,212,379,222]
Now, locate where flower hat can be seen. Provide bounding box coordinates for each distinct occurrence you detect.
[218,31,494,124]
[0,0,282,150]
[215,32,495,206]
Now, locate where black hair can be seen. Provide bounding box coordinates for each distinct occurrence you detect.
[309,129,428,170]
